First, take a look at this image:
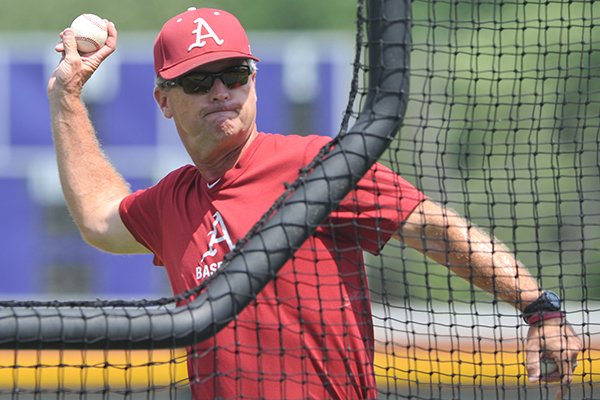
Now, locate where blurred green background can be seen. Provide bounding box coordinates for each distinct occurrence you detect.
[372,1,600,304]
[0,0,356,32]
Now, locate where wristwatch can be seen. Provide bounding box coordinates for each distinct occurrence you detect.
[522,291,561,323]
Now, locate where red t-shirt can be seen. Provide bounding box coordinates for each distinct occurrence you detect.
[119,132,425,399]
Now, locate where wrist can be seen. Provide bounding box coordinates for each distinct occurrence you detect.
[48,89,87,119]
[524,310,565,325]
[522,290,562,324]
[48,86,83,103]
[48,74,86,103]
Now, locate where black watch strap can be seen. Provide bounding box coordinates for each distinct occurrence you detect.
[522,291,561,323]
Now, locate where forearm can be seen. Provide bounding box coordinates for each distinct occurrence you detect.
[440,219,540,309]
[49,92,131,244]
[400,200,541,310]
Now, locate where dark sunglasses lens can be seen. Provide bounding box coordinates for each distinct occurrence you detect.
[222,71,250,89]
[177,66,251,94]
[180,75,213,94]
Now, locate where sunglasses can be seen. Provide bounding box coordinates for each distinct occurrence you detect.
[162,65,252,95]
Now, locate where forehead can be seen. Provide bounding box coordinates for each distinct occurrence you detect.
[187,57,247,74]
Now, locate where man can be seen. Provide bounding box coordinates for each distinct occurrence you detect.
[48,7,581,400]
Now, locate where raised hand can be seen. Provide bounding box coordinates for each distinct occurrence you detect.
[48,20,117,97]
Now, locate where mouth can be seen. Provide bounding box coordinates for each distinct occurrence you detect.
[204,107,239,118]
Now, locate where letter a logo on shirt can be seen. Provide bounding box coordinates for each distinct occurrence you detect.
[188,17,225,52]
[200,212,234,264]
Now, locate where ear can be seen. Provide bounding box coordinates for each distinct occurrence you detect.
[154,87,173,119]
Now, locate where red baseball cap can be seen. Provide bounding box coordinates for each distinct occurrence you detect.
[154,7,259,79]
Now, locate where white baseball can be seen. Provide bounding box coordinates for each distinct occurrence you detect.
[70,14,108,53]
[540,356,558,376]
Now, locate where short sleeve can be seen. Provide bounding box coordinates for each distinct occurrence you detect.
[327,162,426,255]
[118,166,198,266]
[119,186,165,266]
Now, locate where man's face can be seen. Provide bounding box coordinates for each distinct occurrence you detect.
[154,58,258,164]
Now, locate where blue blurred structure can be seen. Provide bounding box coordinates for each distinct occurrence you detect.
[0,31,353,299]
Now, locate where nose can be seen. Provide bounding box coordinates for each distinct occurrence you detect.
[210,78,230,101]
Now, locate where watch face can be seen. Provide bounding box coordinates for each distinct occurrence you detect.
[544,291,561,310]
[524,291,561,316]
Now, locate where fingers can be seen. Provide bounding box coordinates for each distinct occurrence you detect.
[54,42,65,53]
[526,321,582,384]
[105,20,118,49]
[555,361,579,400]
[555,324,582,384]
[557,354,579,384]
[543,349,573,383]
[54,28,79,57]
[526,336,542,382]
[54,28,70,54]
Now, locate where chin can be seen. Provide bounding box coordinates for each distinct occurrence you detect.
[213,123,247,142]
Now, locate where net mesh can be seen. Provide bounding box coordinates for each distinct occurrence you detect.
[1,0,599,399]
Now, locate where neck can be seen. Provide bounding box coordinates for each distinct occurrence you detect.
[194,130,258,182]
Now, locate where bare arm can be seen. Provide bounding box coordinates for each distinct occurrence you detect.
[395,199,582,389]
[396,199,541,306]
[47,24,147,254]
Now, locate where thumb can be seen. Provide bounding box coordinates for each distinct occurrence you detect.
[48,28,88,95]
[525,334,542,382]
[527,354,541,382]
[61,29,80,59]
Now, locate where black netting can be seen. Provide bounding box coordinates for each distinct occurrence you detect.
[1,0,597,399]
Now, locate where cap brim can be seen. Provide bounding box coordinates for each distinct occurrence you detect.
[158,51,260,80]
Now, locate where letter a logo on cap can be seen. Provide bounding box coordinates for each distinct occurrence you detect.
[154,8,259,79]
[188,17,224,52]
